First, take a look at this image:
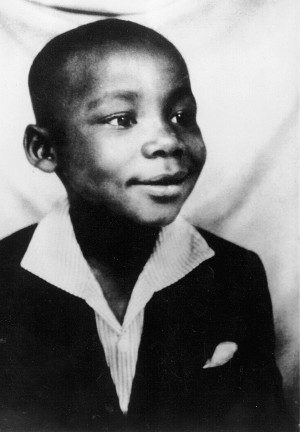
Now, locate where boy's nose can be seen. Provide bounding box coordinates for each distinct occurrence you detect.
[141,124,184,159]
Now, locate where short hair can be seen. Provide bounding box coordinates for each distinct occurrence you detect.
[28,19,187,134]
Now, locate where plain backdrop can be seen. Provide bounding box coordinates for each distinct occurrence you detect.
[0,0,298,420]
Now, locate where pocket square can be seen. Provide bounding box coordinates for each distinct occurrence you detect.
[203,341,238,369]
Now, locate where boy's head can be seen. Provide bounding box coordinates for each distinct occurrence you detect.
[25,19,206,227]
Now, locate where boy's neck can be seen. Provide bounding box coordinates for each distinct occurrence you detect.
[69,198,160,324]
[69,198,159,271]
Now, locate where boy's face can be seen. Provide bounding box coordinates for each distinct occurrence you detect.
[55,45,206,226]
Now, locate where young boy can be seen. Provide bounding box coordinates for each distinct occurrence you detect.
[0,19,294,432]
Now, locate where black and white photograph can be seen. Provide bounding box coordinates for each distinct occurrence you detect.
[0,1,298,431]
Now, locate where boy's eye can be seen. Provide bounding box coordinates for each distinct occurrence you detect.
[170,110,196,127]
[104,113,137,128]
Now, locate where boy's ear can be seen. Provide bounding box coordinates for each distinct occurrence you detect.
[24,124,58,173]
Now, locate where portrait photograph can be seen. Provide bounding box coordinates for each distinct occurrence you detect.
[0,1,298,431]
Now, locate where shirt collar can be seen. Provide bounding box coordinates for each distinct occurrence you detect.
[21,198,214,331]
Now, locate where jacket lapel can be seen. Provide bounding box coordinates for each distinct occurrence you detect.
[128,260,218,421]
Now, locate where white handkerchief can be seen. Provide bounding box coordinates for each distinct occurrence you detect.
[203,342,238,369]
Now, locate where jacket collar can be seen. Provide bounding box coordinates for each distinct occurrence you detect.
[21,198,214,331]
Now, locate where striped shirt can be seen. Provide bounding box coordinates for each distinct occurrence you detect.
[21,198,214,413]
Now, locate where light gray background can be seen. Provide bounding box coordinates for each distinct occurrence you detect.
[0,0,298,420]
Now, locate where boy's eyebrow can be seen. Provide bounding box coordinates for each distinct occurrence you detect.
[167,85,196,104]
[86,91,138,111]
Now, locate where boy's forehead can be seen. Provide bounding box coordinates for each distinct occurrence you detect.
[60,42,190,98]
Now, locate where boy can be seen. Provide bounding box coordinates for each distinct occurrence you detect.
[0,19,294,431]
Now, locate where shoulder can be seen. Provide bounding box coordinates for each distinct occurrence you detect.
[199,227,255,258]
[0,224,86,319]
[0,225,37,267]
[0,225,39,303]
[198,227,265,274]
[195,227,270,312]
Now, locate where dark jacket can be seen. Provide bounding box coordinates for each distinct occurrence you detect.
[0,225,295,431]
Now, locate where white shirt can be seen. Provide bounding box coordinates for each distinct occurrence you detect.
[21,199,214,413]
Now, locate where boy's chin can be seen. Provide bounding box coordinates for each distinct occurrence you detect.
[128,206,182,228]
[117,195,189,228]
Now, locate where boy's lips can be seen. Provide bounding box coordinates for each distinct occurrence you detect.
[129,171,190,198]
[132,170,189,186]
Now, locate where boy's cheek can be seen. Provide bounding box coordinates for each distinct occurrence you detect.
[190,138,206,170]
[183,128,206,154]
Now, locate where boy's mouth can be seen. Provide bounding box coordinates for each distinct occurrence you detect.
[134,171,189,186]
[129,171,190,198]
